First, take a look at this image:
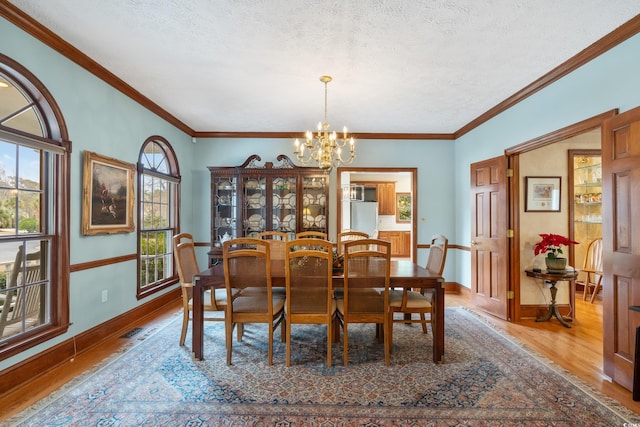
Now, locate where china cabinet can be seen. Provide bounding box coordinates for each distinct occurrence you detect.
[208,155,328,266]
[568,150,602,270]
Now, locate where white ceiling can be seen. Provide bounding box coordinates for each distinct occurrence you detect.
[7,1,640,134]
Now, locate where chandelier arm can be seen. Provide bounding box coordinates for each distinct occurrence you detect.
[293,75,355,171]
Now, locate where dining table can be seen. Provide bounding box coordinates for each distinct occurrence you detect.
[192,259,445,363]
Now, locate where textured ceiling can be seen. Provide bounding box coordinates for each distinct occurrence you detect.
[6,0,640,134]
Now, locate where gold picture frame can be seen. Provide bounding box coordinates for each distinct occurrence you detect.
[82,151,135,235]
[396,192,411,223]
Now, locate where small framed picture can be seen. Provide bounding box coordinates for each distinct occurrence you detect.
[82,151,136,235]
[525,176,561,212]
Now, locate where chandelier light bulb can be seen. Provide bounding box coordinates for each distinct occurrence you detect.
[293,75,356,171]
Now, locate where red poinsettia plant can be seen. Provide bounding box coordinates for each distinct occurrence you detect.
[534,233,579,259]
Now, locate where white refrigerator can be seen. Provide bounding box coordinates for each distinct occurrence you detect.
[350,202,378,236]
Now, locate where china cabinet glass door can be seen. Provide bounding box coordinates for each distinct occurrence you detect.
[569,149,602,269]
[213,177,237,242]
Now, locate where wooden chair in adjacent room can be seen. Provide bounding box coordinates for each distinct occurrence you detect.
[388,234,448,344]
[223,237,285,365]
[284,238,335,366]
[576,237,603,303]
[336,239,391,366]
[173,233,232,346]
[0,245,44,338]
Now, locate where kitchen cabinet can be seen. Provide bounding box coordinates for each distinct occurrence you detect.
[208,155,328,266]
[351,181,396,215]
[378,230,411,257]
[377,182,396,215]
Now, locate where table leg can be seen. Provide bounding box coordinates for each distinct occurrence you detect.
[192,277,204,360]
[433,281,445,363]
[536,282,572,328]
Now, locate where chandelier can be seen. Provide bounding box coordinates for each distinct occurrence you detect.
[294,75,355,171]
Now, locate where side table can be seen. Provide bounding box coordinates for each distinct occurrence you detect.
[525,269,578,328]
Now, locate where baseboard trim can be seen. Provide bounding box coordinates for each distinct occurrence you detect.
[444,282,469,296]
[0,288,180,400]
[519,304,572,320]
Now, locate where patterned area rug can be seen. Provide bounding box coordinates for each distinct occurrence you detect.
[7,308,640,426]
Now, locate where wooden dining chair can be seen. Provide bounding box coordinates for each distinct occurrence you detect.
[295,231,328,240]
[256,231,289,296]
[223,237,286,365]
[336,239,391,366]
[173,233,232,346]
[337,230,369,256]
[576,238,603,303]
[388,234,448,342]
[285,238,335,366]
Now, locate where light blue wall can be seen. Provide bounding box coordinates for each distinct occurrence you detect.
[2,14,639,370]
[1,18,193,369]
[191,138,456,271]
[453,33,640,289]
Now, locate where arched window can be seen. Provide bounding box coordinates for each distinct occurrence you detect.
[137,137,180,298]
[0,54,70,360]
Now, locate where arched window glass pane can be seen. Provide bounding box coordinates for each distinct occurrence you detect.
[0,74,44,137]
[141,141,169,174]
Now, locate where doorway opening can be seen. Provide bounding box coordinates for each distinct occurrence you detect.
[336,167,417,263]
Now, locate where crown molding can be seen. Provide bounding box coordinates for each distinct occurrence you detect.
[2,3,638,141]
[193,131,455,140]
[455,14,640,139]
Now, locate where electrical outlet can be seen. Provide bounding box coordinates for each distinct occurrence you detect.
[101,290,108,303]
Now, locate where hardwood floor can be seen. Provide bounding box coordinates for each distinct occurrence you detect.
[1,293,639,422]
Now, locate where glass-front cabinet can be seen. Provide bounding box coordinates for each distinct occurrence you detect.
[569,149,602,269]
[208,155,328,266]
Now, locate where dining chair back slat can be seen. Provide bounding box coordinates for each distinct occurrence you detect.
[337,238,391,365]
[173,233,228,346]
[285,238,334,366]
[337,230,369,256]
[223,238,285,365]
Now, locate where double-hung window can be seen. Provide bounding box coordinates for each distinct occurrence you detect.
[137,137,180,299]
[0,54,70,359]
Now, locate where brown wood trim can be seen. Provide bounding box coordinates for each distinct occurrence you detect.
[518,304,572,321]
[69,253,137,272]
[193,131,456,140]
[444,282,470,295]
[504,109,618,155]
[456,15,640,138]
[509,155,521,323]
[0,2,193,136]
[0,288,180,400]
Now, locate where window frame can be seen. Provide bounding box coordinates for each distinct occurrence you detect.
[136,136,180,299]
[0,54,70,361]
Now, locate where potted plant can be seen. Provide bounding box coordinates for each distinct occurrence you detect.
[534,233,579,271]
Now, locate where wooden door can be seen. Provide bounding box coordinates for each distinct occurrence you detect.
[602,106,640,390]
[470,156,509,320]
